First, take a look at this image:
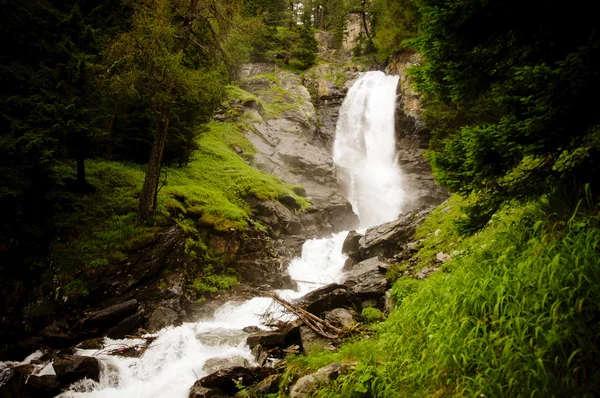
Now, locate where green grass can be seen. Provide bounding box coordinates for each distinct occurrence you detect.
[292,196,600,397]
[51,120,309,299]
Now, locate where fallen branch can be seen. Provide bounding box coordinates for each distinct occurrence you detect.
[266,293,343,340]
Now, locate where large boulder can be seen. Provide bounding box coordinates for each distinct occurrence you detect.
[53,355,101,386]
[344,257,390,306]
[359,207,432,259]
[323,308,356,328]
[81,299,138,331]
[0,367,61,398]
[300,284,357,318]
[145,306,179,333]
[341,230,363,261]
[191,366,275,396]
[202,356,251,375]
[246,331,285,349]
[299,326,333,354]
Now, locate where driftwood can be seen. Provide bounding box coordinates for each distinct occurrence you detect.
[266,293,359,340]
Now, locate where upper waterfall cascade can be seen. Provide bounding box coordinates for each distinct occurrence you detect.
[334,71,405,228]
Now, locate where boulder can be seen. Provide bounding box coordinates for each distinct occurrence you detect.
[248,373,280,395]
[323,308,356,328]
[359,207,432,259]
[53,355,101,386]
[105,310,144,339]
[188,383,224,398]
[299,326,333,354]
[246,331,285,349]
[251,344,268,366]
[195,366,275,396]
[0,370,61,398]
[145,306,179,333]
[341,230,363,261]
[290,362,357,398]
[344,257,390,302]
[300,284,357,318]
[202,356,250,374]
[82,299,139,331]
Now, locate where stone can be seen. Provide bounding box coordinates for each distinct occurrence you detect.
[323,308,356,328]
[196,366,275,395]
[279,194,301,211]
[246,331,285,349]
[299,326,333,354]
[242,326,261,334]
[82,299,139,330]
[53,355,101,386]
[341,230,363,261]
[344,257,390,300]
[0,369,61,398]
[290,362,357,398]
[249,373,280,395]
[436,252,451,263]
[105,310,144,339]
[251,344,268,366]
[300,283,357,318]
[146,306,179,333]
[359,207,433,259]
[384,290,394,314]
[202,356,250,375]
[188,382,225,398]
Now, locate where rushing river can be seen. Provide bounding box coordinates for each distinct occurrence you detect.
[1,71,405,397]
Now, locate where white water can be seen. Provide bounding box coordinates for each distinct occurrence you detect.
[334,71,405,228]
[6,72,404,397]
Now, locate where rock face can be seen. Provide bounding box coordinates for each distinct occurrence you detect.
[385,52,449,210]
[190,366,275,397]
[53,355,102,386]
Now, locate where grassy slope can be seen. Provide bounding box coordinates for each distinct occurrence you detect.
[284,196,600,397]
[50,120,307,300]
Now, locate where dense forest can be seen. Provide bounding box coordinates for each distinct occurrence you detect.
[1,0,599,396]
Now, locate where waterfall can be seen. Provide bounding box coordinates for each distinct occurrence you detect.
[334,71,404,228]
[47,72,403,397]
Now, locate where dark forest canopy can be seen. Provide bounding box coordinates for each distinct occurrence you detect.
[409,0,600,228]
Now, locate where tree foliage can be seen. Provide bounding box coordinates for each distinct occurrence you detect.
[409,0,600,228]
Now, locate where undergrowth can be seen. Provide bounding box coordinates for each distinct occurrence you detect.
[292,196,600,397]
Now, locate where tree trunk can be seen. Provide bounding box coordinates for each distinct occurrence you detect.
[106,99,119,159]
[137,105,170,223]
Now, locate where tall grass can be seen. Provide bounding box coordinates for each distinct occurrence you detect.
[306,198,600,397]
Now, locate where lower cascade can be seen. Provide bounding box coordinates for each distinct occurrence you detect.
[9,71,404,397]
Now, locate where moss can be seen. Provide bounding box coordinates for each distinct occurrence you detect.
[361,307,384,323]
[118,232,156,251]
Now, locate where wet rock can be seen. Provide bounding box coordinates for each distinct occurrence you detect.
[300,284,357,318]
[146,306,179,333]
[359,207,432,259]
[248,373,280,395]
[251,344,268,366]
[246,331,285,349]
[38,323,74,348]
[0,369,61,398]
[195,366,275,395]
[53,355,101,386]
[299,326,333,354]
[76,338,105,350]
[344,257,390,301]
[290,362,357,398]
[82,299,139,331]
[188,384,224,398]
[105,310,144,339]
[202,356,251,374]
[341,230,363,261]
[279,194,301,211]
[242,326,261,334]
[324,308,356,328]
[343,257,357,271]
